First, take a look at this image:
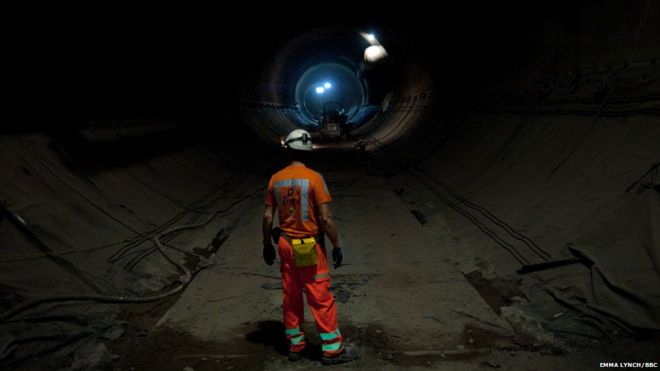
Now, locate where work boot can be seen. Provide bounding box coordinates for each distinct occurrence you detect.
[321,346,359,365]
[288,350,304,362]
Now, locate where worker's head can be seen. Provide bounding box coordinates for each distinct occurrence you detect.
[282,129,313,163]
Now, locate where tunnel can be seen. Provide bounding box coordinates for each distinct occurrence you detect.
[2,2,660,369]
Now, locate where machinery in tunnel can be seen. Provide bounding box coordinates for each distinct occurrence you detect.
[318,101,348,140]
[3,2,660,369]
[294,63,364,126]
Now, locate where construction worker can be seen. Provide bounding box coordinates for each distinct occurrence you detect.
[261,129,359,365]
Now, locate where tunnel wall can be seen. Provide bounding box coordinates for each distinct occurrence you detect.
[414,105,660,331]
[0,121,276,305]
[380,2,660,330]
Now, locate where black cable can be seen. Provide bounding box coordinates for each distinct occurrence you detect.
[107,137,266,266]
[0,188,261,323]
[625,162,660,193]
[368,134,550,263]
[412,167,551,261]
[412,172,530,265]
[108,123,268,264]
[462,115,554,199]
[369,139,530,264]
[106,183,227,263]
[124,188,261,272]
[549,88,613,176]
[386,119,551,260]
[402,108,474,170]
[125,168,191,208]
[0,239,131,262]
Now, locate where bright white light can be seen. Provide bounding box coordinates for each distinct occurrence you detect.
[364,45,388,63]
[360,32,380,45]
[324,82,332,89]
[315,86,325,94]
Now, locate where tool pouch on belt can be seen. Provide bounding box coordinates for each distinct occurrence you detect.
[291,237,318,267]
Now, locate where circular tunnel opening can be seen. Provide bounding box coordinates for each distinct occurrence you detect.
[241,26,434,149]
[294,62,365,126]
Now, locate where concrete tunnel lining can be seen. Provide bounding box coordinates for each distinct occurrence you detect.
[2,3,660,369]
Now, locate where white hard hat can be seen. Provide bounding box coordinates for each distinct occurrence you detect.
[282,129,313,151]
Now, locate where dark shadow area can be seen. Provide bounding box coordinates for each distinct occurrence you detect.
[246,320,322,361]
[48,127,196,174]
[245,320,288,356]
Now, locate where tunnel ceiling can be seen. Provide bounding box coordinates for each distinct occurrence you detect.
[6,1,656,140]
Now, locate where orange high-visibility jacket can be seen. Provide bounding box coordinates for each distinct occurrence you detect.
[265,163,332,238]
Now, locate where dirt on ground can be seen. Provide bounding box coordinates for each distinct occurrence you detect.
[111,319,526,371]
[108,309,660,371]
[62,231,656,371]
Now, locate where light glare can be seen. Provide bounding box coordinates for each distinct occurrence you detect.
[315,86,325,94]
[360,31,380,45]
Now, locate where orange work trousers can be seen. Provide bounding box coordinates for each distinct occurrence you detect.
[278,236,344,357]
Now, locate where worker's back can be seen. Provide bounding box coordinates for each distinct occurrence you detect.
[265,163,332,238]
[262,129,358,365]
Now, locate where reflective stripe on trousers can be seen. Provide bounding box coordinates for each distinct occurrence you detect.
[320,329,343,353]
[285,327,305,347]
[279,236,344,356]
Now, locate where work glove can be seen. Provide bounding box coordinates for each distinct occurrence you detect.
[271,227,282,245]
[332,247,343,269]
[263,242,276,266]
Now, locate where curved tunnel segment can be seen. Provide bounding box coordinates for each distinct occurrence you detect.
[238,26,427,147]
[294,62,365,125]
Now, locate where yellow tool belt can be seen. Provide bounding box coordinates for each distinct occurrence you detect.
[291,237,318,268]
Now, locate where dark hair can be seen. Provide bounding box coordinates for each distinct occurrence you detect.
[286,147,312,164]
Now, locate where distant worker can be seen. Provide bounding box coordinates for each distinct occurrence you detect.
[261,129,359,365]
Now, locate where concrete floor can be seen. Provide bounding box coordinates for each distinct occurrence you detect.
[105,164,660,371]
[2,129,658,370]
[151,168,509,369]
[3,143,658,370]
